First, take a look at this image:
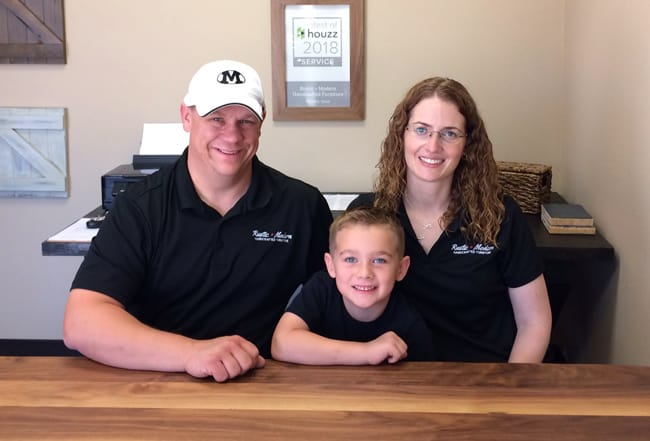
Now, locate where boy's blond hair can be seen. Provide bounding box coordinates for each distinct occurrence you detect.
[329,206,405,256]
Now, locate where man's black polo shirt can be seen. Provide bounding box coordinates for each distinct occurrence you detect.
[71,149,332,357]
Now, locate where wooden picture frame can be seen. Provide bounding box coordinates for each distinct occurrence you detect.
[0,0,66,64]
[0,107,68,198]
[270,0,364,121]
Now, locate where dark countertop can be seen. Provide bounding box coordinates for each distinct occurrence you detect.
[42,195,614,261]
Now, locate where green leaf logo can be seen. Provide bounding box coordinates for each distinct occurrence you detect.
[297,27,305,39]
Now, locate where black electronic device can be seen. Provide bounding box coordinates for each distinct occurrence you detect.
[101,164,151,210]
[132,154,179,170]
[86,214,106,229]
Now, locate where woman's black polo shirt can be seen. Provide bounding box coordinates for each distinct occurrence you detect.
[349,193,543,361]
[71,149,332,357]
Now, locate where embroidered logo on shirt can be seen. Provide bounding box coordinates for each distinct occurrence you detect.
[451,243,495,255]
[252,230,293,243]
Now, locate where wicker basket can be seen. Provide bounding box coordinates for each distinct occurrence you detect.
[497,161,552,214]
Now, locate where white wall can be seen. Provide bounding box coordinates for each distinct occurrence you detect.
[565,0,650,365]
[2,0,646,365]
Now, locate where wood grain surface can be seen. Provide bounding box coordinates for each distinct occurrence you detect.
[1,357,649,440]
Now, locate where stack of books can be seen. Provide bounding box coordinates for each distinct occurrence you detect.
[540,203,596,235]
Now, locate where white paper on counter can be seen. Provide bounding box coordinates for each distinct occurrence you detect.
[47,218,99,242]
[139,123,188,155]
[323,193,359,211]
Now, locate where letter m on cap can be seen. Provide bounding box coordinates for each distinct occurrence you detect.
[218,70,245,84]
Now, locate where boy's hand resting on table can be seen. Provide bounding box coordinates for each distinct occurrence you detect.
[365,331,408,365]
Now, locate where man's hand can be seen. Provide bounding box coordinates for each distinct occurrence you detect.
[184,335,265,382]
[365,331,408,365]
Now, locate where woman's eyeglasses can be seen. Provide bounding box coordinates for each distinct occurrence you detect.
[406,124,466,143]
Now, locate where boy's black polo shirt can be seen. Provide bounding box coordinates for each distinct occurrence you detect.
[287,270,437,361]
[72,149,332,357]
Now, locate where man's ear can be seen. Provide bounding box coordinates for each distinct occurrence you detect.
[324,252,336,278]
[180,103,192,132]
[396,255,410,281]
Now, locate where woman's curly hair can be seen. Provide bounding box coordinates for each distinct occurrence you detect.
[373,77,504,245]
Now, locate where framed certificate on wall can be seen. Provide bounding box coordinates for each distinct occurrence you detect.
[271,0,365,120]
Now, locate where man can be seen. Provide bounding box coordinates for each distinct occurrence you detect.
[63,60,332,382]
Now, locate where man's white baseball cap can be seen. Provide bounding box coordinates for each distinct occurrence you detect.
[184,60,265,120]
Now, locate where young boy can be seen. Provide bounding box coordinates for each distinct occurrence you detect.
[271,206,436,365]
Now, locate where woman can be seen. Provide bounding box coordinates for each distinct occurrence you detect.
[350,77,551,362]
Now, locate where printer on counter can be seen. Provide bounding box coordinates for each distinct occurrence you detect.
[101,155,179,211]
[101,164,149,211]
[100,123,188,211]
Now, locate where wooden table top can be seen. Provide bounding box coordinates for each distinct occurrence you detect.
[1,356,649,440]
